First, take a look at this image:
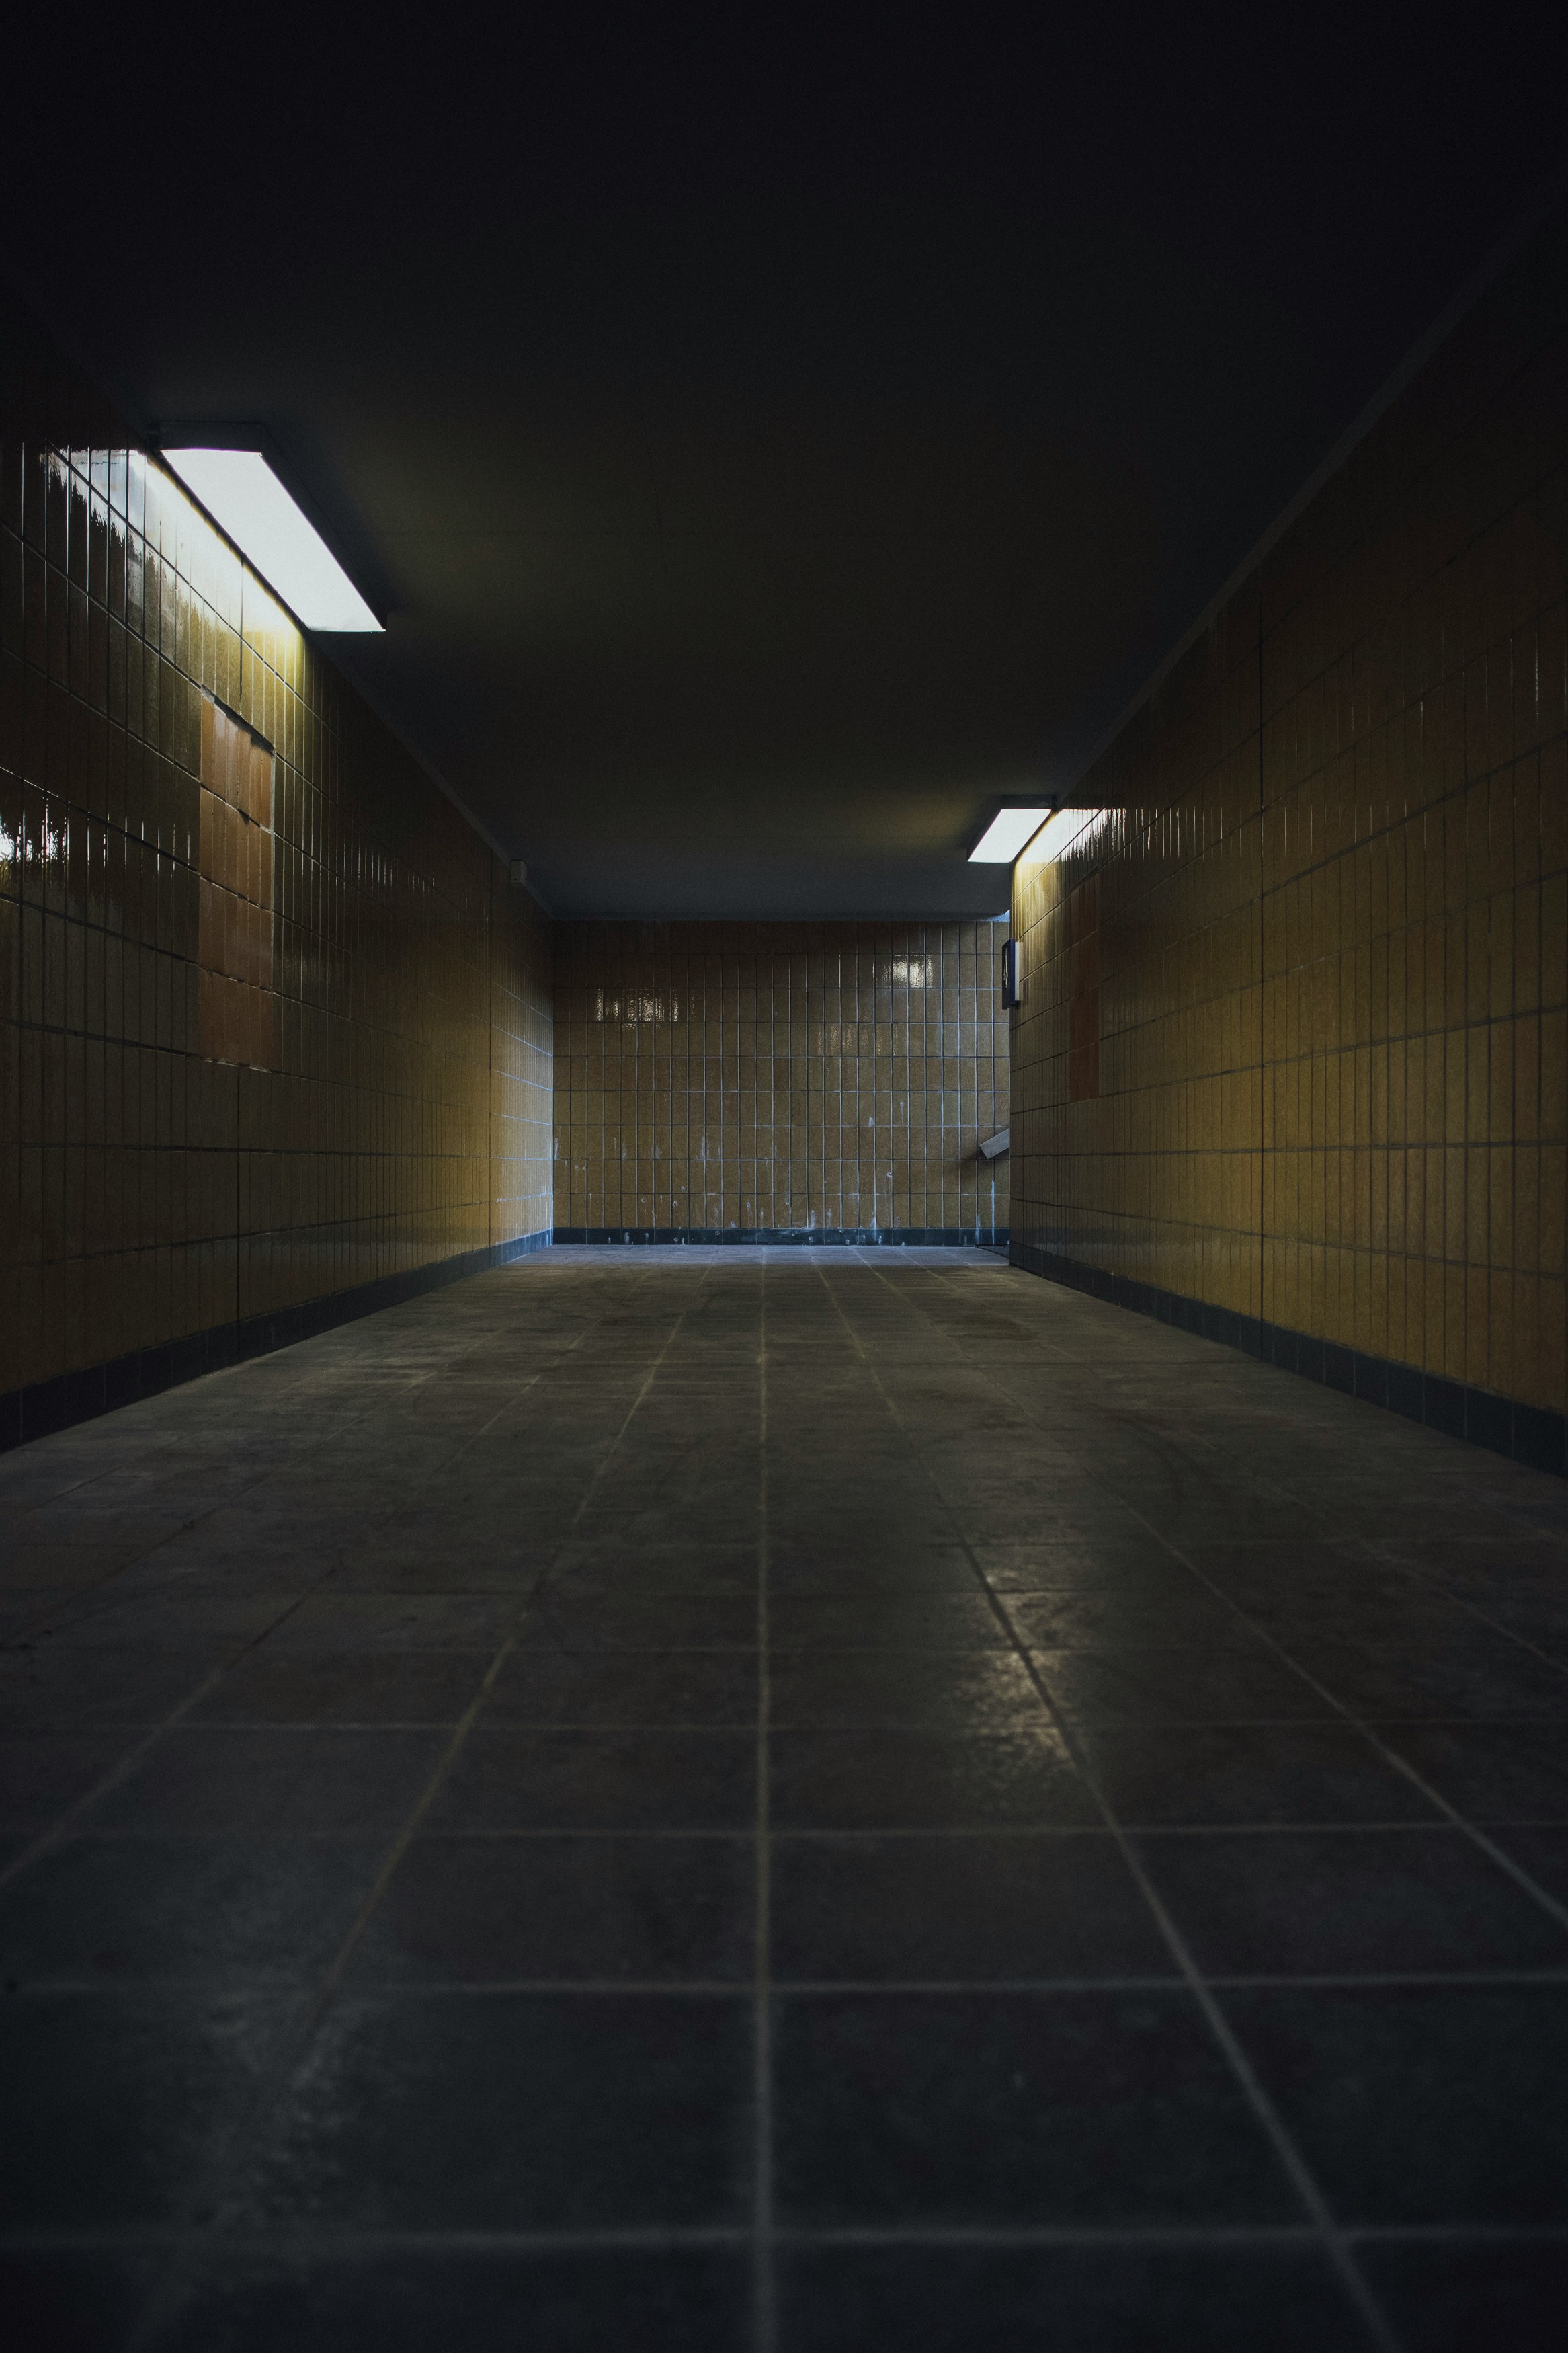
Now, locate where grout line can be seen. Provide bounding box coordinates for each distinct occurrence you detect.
[119,1284,704,2353]
[1,1331,520,1648]
[0,1346,588,1903]
[1132,1528,1568,1944]
[0,2221,1365,2253]
[822,1257,1407,2353]
[12,2219,1568,2255]
[50,1816,1568,1845]
[23,1247,1567,2340]
[0,1663,245,1899]
[9,2212,1568,2249]
[19,1969,1568,1999]
[1360,1536,1568,1689]
[22,1710,1567,1737]
[1102,1394,1568,1694]
[753,1260,776,2353]
[892,1261,1568,1944]
[0,1327,611,1892]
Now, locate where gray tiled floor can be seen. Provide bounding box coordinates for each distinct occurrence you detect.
[3,1245,1568,2350]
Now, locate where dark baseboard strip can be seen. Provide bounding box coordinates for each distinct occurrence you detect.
[554,1226,1011,1248]
[0,1228,553,1457]
[1010,1241,1566,1478]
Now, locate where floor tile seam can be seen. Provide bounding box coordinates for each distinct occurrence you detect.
[308,1981,761,1997]
[420,1819,1567,1841]
[24,1314,555,1596]
[901,1281,1568,1951]
[783,2221,1567,2245]
[1117,1816,1568,1837]
[166,1720,796,1743]
[34,1818,1568,1845]
[116,1295,711,2353]
[116,1708,1567,1731]
[183,1716,774,1732]
[766,1968,1568,1991]
[17,1968,1534,1999]
[1344,2223,1568,2242]
[0,1976,702,1997]
[1173,1456,1568,1685]
[0,1557,403,1901]
[296,1295,711,2026]
[900,1289,1568,2305]
[233,1712,1505,1743]
[1,2226,761,2256]
[0,2222,1391,2251]
[1118,1518,1568,1944]
[52,1271,1542,2315]
[112,1646,528,1667]
[0,1347,582,1856]
[496,1643,1028,1655]
[972,1624,1408,2353]
[754,1263,776,2353]
[0,1470,319,1650]
[842,1260,1405,2353]
[1362,1553,1568,1686]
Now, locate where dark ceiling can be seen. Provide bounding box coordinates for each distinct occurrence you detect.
[6,11,1563,917]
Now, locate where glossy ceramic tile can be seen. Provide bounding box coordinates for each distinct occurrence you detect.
[0,295,552,1410]
[1011,204,1568,1427]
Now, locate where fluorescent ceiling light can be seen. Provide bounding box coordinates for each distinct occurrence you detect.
[161,448,383,632]
[968,806,1050,863]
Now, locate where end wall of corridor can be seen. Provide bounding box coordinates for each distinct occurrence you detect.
[552,919,1009,1244]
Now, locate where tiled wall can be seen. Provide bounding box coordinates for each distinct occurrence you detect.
[553,920,1009,1240]
[1012,202,1568,1466]
[0,298,553,1440]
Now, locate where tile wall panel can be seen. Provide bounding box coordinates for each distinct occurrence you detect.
[0,297,553,1412]
[1012,200,1568,1432]
[554,920,1008,1238]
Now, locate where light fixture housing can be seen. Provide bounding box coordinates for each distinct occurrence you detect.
[159,441,383,633]
[968,805,1051,863]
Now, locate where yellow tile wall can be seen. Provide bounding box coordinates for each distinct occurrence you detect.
[554,920,1009,1238]
[1012,201,1568,1423]
[0,298,553,1411]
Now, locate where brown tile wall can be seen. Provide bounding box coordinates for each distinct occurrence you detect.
[0,303,553,1414]
[1012,202,1568,1431]
[553,920,1009,1238]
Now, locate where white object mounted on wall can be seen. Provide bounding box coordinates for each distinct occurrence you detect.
[979,1129,1010,1161]
[1001,938,1023,1007]
[510,861,529,888]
